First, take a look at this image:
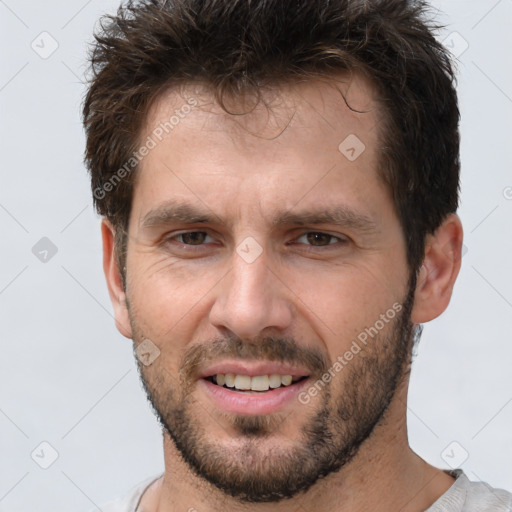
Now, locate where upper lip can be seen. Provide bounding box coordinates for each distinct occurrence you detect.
[198,360,311,379]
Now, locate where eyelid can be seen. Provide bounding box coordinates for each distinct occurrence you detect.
[294,231,349,245]
[161,229,349,250]
[163,229,215,245]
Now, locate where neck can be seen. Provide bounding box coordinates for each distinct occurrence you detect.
[141,379,454,512]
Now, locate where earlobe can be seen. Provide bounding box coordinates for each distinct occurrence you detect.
[101,219,133,339]
[411,214,464,324]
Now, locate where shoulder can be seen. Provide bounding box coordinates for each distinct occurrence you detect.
[464,477,512,511]
[428,471,512,512]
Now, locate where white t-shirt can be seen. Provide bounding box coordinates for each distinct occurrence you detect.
[94,470,512,511]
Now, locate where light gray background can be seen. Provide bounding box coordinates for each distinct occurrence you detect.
[0,1,511,510]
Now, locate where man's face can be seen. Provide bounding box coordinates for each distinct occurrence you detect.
[121,77,416,502]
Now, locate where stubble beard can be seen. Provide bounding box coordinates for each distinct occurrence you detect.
[130,277,419,503]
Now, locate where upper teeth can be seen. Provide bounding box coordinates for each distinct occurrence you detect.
[215,374,298,391]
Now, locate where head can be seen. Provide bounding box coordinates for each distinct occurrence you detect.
[83,0,463,504]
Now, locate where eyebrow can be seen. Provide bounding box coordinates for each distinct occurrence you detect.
[140,201,217,228]
[273,207,377,233]
[140,200,378,234]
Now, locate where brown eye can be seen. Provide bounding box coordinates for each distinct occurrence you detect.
[304,232,336,246]
[178,232,209,245]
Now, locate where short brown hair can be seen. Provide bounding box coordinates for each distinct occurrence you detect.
[82,0,460,277]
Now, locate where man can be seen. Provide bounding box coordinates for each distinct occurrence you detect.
[82,0,511,510]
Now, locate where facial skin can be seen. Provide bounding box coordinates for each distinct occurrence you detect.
[103,75,463,511]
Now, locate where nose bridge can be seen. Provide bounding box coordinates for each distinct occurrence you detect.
[209,247,292,339]
[231,251,270,305]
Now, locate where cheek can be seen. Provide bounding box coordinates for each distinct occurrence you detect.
[284,262,405,350]
[127,255,219,340]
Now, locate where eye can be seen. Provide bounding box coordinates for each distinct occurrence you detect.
[172,231,213,245]
[296,232,346,247]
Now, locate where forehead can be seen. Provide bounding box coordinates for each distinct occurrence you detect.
[133,74,388,227]
[142,73,382,158]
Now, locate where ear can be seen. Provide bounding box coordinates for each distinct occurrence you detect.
[101,219,133,339]
[411,213,464,324]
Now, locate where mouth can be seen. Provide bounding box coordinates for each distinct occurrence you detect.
[198,362,312,414]
[199,371,311,415]
[204,374,308,393]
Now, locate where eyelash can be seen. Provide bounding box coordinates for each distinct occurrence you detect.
[294,232,346,247]
[165,230,348,250]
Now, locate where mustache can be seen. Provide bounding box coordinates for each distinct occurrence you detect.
[180,335,329,384]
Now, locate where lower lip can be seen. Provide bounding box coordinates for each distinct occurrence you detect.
[199,378,310,416]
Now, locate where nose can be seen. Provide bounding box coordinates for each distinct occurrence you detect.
[209,248,293,340]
